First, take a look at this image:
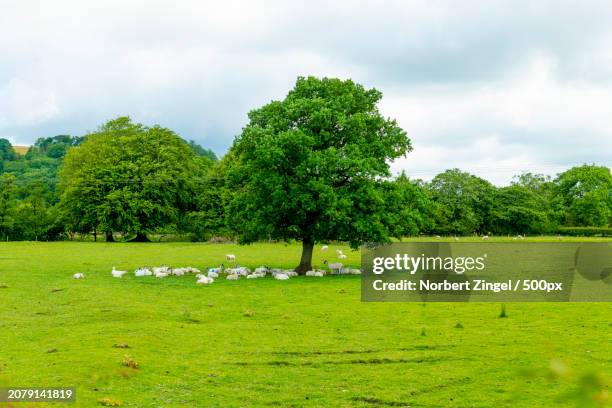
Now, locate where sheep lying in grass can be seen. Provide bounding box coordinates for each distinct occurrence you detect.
[155,272,169,278]
[338,253,347,259]
[349,269,362,275]
[306,270,325,277]
[321,245,329,251]
[185,266,200,274]
[226,274,239,280]
[172,267,187,276]
[134,267,152,277]
[208,271,219,278]
[274,272,289,280]
[153,266,170,275]
[254,266,268,275]
[196,276,214,285]
[73,273,85,279]
[111,267,127,278]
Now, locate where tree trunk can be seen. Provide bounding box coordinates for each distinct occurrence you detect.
[105,231,115,242]
[130,232,150,242]
[295,238,314,274]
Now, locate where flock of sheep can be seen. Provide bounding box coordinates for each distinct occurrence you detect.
[71,246,361,285]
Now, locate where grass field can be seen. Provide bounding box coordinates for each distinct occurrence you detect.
[0,240,610,407]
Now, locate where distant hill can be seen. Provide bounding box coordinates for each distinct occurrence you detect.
[13,145,29,155]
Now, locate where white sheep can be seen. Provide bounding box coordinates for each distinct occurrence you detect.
[208,266,223,275]
[246,274,259,279]
[197,276,214,285]
[134,267,152,277]
[349,269,362,275]
[226,254,236,262]
[338,253,347,259]
[254,266,268,275]
[284,270,298,277]
[305,270,316,276]
[324,260,343,274]
[112,267,127,278]
[73,273,85,279]
[155,272,169,278]
[482,235,490,240]
[208,271,219,278]
[274,273,289,280]
[321,245,329,251]
[336,249,344,255]
[153,266,170,275]
[172,267,187,276]
[226,274,239,280]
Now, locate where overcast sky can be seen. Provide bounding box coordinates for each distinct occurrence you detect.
[1,0,611,184]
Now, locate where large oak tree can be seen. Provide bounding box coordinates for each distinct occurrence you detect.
[226,76,412,273]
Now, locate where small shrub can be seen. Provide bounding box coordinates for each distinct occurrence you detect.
[113,343,129,349]
[454,322,464,329]
[98,397,122,406]
[122,355,139,369]
[420,327,427,336]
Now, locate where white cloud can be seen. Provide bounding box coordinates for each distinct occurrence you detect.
[0,0,611,183]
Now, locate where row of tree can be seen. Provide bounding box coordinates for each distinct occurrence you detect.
[1,77,611,271]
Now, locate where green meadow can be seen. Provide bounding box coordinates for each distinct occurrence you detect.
[0,240,610,407]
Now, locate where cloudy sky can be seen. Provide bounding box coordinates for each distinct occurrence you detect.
[1,0,611,184]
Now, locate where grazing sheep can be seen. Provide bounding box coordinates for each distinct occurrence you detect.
[482,235,490,240]
[197,276,214,285]
[324,260,343,273]
[73,273,85,279]
[226,274,239,280]
[321,245,329,251]
[274,273,289,280]
[134,267,152,277]
[111,267,127,278]
[338,254,347,259]
[226,254,236,262]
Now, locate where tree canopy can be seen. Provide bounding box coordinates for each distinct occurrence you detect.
[225,76,412,272]
[58,117,208,241]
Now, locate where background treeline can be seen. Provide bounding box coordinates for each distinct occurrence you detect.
[0,120,611,242]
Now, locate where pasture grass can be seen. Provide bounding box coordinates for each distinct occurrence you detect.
[0,240,610,407]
